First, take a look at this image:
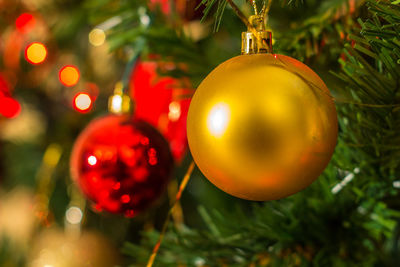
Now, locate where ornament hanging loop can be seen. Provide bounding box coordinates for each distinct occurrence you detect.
[251,0,259,16]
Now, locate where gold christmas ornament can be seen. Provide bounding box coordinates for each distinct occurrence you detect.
[187,16,338,201]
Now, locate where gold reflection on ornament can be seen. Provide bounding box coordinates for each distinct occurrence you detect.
[207,103,230,138]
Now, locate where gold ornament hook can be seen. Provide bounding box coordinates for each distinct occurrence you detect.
[108,81,132,114]
[241,14,273,54]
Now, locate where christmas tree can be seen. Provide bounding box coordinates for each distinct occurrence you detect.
[0,0,399,266]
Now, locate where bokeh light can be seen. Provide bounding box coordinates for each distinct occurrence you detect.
[16,13,35,32]
[0,97,21,118]
[25,42,47,65]
[59,65,80,87]
[110,94,122,113]
[73,93,92,112]
[87,155,97,166]
[168,101,181,122]
[89,28,106,47]
[65,206,83,225]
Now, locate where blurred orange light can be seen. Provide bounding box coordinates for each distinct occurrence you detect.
[25,42,47,65]
[59,65,80,87]
[73,93,92,112]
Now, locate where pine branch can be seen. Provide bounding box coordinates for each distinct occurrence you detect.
[199,0,230,31]
[333,0,400,180]
[124,164,398,266]
[276,0,367,61]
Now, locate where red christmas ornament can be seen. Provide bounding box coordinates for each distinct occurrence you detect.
[130,61,191,161]
[70,115,173,217]
[130,62,190,161]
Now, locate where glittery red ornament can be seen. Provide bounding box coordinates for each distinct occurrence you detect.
[70,115,173,217]
[130,61,191,161]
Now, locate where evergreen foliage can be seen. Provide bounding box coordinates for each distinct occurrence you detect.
[1,0,400,266]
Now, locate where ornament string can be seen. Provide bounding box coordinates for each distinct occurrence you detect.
[167,179,185,227]
[251,0,258,15]
[121,38,145,94]
[109,39,145,114]
[249,0,272,19]
[121,54,140,93]
[261,0,273,24]
[228,0,273,45]
[146,161,196,267]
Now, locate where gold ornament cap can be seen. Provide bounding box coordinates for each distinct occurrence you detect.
[241,15,273,55]
[108,82,132,114]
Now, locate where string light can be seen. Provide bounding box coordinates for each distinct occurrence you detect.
[73,93,92,112]
[25,42,47,65]
[59,65,80,87]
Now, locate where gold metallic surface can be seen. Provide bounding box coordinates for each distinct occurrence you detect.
[187,54,338,201]
[241,15,273,55]
[108,82,131,114]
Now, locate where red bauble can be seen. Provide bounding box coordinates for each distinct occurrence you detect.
[149,0,204,21]
[70,115,173,217]
[130,61,191,161]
